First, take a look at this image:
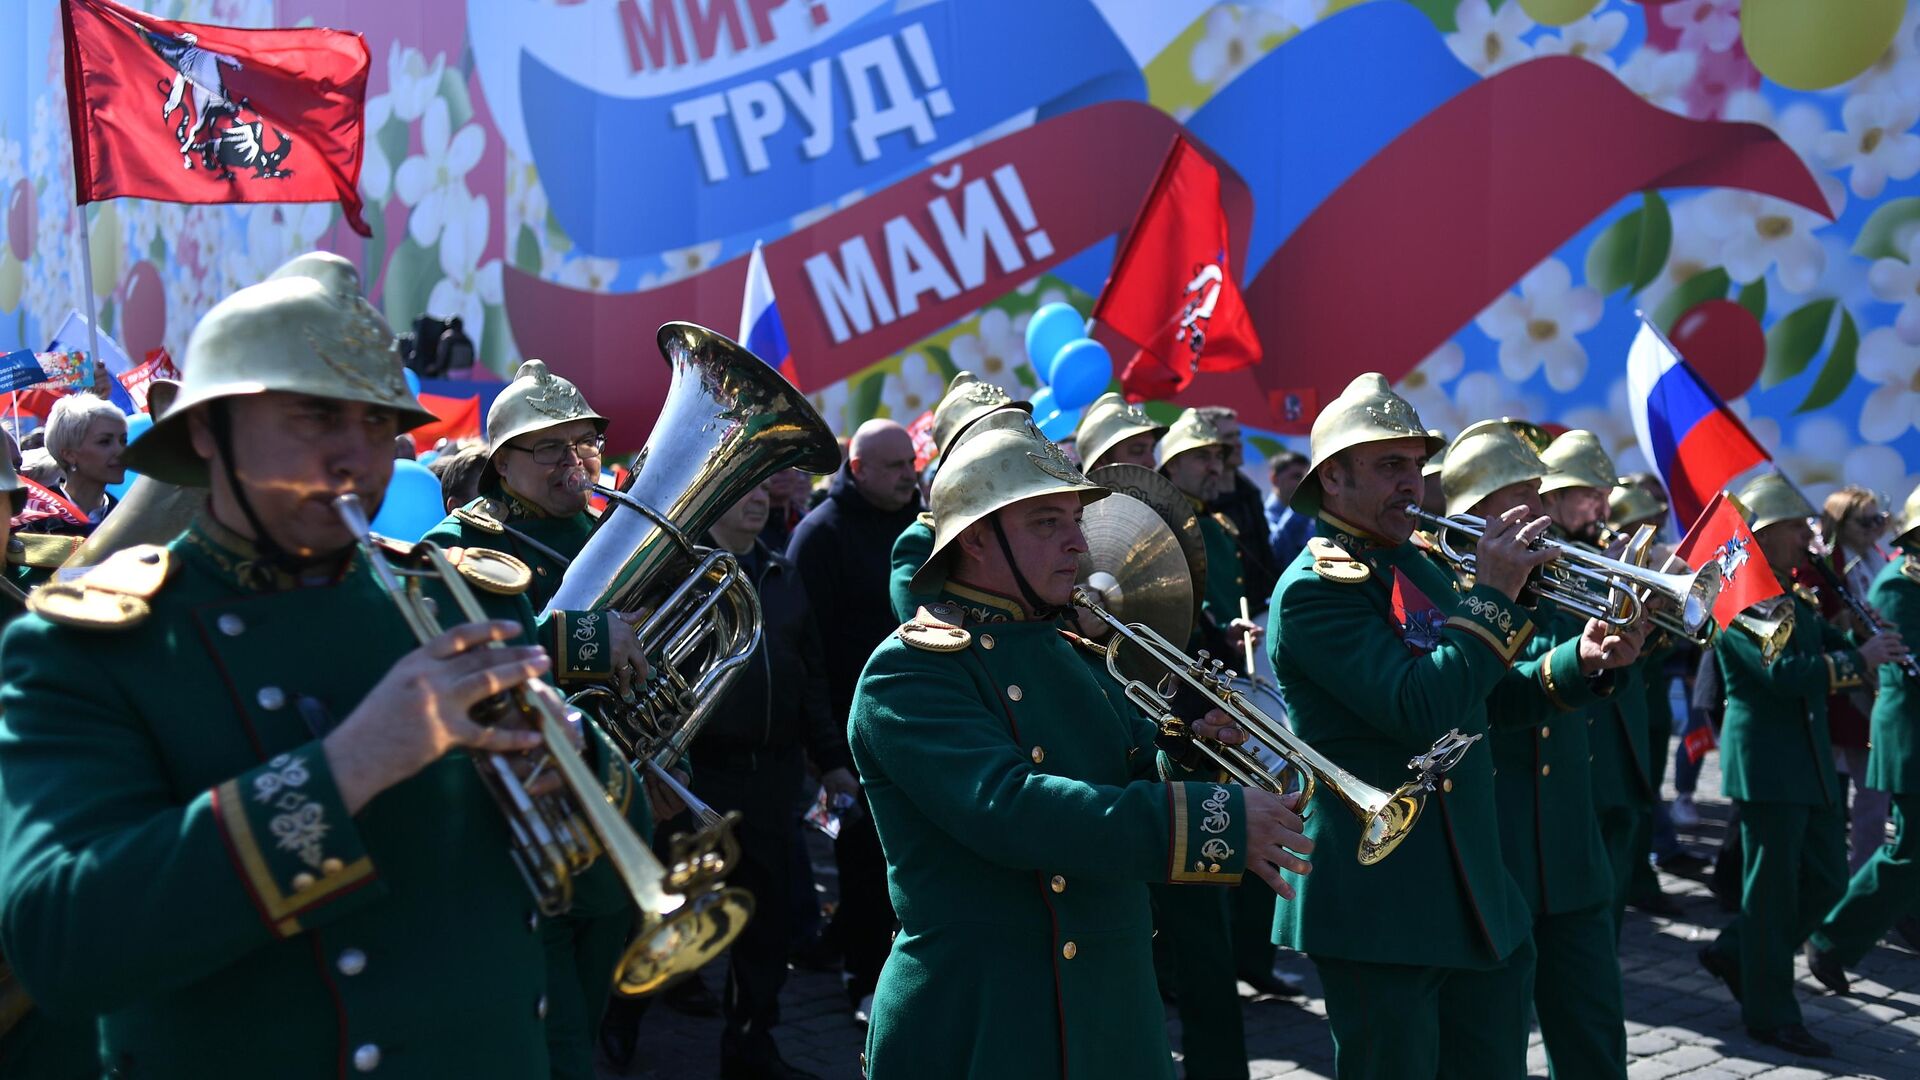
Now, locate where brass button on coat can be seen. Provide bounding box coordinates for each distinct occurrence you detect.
[1540,726,1550,739]
[321,857,345,875]
[1030,746,1045,764]
[1007,684,1023,701]
[1050,875,1066,893]
[1540,764,1551,777]
[1061,941,1077,959]
[1441,778,1453,793]
[291,872,316,891]
[980,634,995,650]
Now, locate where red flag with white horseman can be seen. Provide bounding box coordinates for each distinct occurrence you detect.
[1093,137,1262,401]
[1674,489,1782,630]
[62,0,371,234]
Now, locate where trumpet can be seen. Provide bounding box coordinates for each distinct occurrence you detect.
[1407,508,1723,637]
[1071,587,1480,866]
[337,494,753,997]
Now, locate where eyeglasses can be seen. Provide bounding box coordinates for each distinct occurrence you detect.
[507,435,604,465]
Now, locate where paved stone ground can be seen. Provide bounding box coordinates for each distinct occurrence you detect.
[603,744,1920,1079]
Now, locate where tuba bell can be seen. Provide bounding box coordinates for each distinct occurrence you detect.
[548,323,840,797]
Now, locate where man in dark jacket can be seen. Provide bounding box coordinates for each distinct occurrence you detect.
[694,481,853,1079]
[1198,406,1281,608]
[784,418,922,1021]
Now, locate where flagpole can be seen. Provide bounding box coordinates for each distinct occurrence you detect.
[74,203,103,383]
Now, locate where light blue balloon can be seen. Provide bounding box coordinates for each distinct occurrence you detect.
[404,368,422,397]
[415,449,440,468]
[1047,338,1112,412]
[1022,302,1084,385]
[123,412,154,445]
[1037,407,1080,441]
[368,459,446,543]
[1029,386,1057,418]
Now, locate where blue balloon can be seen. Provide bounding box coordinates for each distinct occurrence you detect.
[415,448,440,468]
[1037,407,1080,441]
[1028,385,1057,418]
[1047,338,1112,412]
[404,368,422,397]
[368,459,446,543]
[1023,302,1084,385]
[123,412,154,445]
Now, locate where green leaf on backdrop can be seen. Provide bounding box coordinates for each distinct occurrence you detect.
[148,235,165,264]
[1629,192,1671,293]
[1852,197,1920,261]
[1736,277,1767,323]
[98,299,114,337]
[1761,298,1837,390]
[849,371,886,426]
[479,302,513,377]
[514,224,542,276]
[1141,400,1183,424]
[381,239,438,332]
[1651,267,1730,331]
[1249,435,1284,460]
[439,69,473,131]
[923,343,957,385]
[1588,192,1672,295]
[1406,0,1465,32]
[1796,308,1857,415]
[376,116,409,184]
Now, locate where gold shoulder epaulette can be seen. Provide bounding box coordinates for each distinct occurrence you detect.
[898,603,970,652]
[445,546,533,596]
[453,503,505,535]
[915,511,935,529]
[8,533,82,569]
[1792,583,1820,609]
[28,544,172,630]
[1901,556,1920,585]
[1307,536,1369,584]
[1211,512,1241,540]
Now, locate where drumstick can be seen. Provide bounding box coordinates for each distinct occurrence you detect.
[1240,596,1258,678]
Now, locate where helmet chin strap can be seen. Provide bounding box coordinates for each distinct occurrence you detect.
[989,512,1066,620]
[207,402,346,583]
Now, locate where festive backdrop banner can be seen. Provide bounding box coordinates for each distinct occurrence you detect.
[3,0,1919,506]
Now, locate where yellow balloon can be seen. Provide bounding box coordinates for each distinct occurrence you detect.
[87,202,120,299]
[0,253,22,312]
[1743,0,1905,90]
[1517,0,1599,27]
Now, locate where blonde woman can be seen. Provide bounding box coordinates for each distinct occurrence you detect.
[36,393,126,535]
[1818,486,1894,871]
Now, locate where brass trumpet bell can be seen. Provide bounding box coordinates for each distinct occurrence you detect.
[615,814,757,996]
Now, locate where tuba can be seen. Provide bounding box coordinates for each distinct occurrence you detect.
[547,323,839,810]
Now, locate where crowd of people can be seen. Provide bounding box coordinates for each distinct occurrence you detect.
[0,249,1915,1080]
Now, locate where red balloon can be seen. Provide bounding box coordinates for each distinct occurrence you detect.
[7,180,33,263]
[120,260,166,360]
[1670,299,1766,401]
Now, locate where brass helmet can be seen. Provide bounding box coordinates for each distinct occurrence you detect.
[1737,472,1814,532]
[1293,373,1443,514]
[122,251,435,487]
[930,371,1029,456]
[1894,481,1920,545]
[1608,484,1668,530]
[1420,430,1448,478]
[482,358,609,489]
[909,410,1108,594]
[1504,417,1554,456]
[1538,430,1617,495]
[1076,392,1167,471]
[1442,419,1546,516]
[1156,408,1228,469]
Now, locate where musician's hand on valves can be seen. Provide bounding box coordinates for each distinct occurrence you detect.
[324,620,550,814]
[1577,616,1648,675]
[1472,506,1558,601]
[644,767,691,823]
[1192,707,1248,746]
[609,626,651,703]
[1860,630,1908,669]
[1242,789,1313,899]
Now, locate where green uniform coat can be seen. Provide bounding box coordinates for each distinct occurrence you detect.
[0,522,565,1078]
[888,514,936,623]
[851,583,1251,1079]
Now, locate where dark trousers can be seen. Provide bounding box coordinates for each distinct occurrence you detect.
[1314,937,1536,1080]
[1815,792,1920,966]
[1150,883,1247,1080]
[1706,800,1847,1030]
[830,793,895,998]
[693,746,807,1038]
[1533,904,1626,1080]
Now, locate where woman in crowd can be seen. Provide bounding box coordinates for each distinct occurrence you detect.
[36,393,127,534]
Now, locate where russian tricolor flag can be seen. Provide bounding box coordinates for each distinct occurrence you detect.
[739,240,795,384]
[1627,319,1771,531]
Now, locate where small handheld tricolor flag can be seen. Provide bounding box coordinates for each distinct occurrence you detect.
[740,240,795,384]
[1626,318,1771,530]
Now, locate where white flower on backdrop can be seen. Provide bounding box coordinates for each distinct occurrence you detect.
[809,380,852,436]
[556,256,620,292]
[393,97,487,248]
[878,351,946,421]
[1857,326,1920,443]
[1191,5,1297,90]
[1561,379,1648,476]
[949,308,1028,385]
[1449,370,1543,433]
[658,241,724,284]
[1475,259,1603,392]
[1691,190,1827,295]
[385,44,447,125]
[1846,5,1920,101]
[427,189,503,347]
[1658,0,1741,54]
[1722,90,1848,220]
[1394,340,1465,436]
[1639,196,1728,313]
[1532,9,1628,73]
[1817,90,1920,201]
[1617,46,1699,115]
[360,95,395,204]
[1447,0,1535,76]
[1867,232,1920,345]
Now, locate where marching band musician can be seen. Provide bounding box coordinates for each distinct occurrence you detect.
[1269,376,1639,1080]
[1444,421,1638,1080]
[849,414,1311,1077]
[0,253,596,1076]
[1076,391,1167,473]
[1160,409,1263,663]
[887,371,1028,623]
[421,359,661,1080]
[1809,482,1920,990]
[1698,474,1908,1058]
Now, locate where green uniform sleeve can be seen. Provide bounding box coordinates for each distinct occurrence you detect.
[1275,576,1533,746]
[0,626,387,1016]
[1817,612,1871,690]
[1724,600,1865,695]
[538,608,616,684]
[853,645,1248,886]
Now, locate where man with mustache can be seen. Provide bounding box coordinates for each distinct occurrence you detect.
[0,253,577,1076]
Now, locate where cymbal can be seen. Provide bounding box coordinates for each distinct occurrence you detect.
[1078,491,1192,678]
[1087,463,1206,621]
